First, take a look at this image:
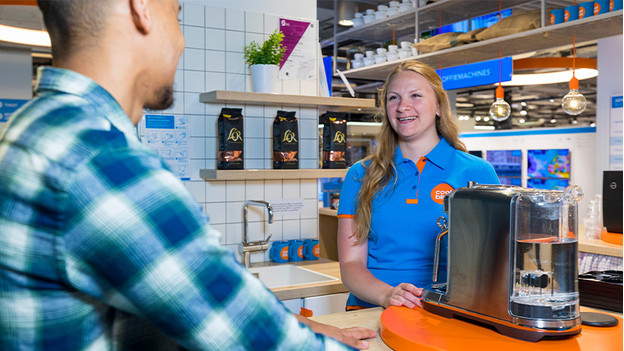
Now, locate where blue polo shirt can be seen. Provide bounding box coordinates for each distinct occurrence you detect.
[337,138,500,307]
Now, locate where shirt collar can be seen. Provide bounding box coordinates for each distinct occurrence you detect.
[392,137,454,170]
[35,66,139,140]
[392,145,409,165]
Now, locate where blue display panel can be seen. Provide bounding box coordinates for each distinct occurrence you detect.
[527,149,570,179]
[487,149,522,186]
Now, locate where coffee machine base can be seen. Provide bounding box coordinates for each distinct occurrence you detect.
[422,300,582,342]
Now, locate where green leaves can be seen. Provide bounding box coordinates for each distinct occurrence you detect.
[244,30,287,66]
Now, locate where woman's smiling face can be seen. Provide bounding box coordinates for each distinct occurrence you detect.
[386,70,440,144]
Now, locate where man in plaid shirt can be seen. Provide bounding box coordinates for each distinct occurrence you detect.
[0,0,374,349]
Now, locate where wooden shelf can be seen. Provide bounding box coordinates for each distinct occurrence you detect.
[200,168,348,180]
[339,10,622,81]
[199,90,375,112]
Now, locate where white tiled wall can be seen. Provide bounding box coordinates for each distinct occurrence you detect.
[140,2,320,264]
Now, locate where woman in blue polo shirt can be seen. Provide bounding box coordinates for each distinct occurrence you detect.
[337,60,500,310]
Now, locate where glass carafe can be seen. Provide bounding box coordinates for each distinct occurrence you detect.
[510,185,583,321]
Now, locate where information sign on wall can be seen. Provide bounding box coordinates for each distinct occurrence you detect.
[279,18,316,81]
[143,114,190,180]
[438,57,512,91]
[0,98,28,123]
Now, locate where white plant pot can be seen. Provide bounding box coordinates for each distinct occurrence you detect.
[250,64,278,93]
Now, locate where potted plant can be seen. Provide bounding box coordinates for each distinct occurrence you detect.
[244,30,287,93]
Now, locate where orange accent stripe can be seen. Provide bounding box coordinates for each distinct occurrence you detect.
[337,214,354,219]
[0,0,37,5]
[416,157,427,173]
[346,305,371,311]
[514,57,597,70]
[601,228,623,245]
[406,199,419,204]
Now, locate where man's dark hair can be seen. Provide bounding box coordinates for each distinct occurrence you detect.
[37,0,111,61]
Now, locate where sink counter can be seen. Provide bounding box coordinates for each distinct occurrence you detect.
[251,259,348,301]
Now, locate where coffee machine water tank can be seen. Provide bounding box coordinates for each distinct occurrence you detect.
[510,186,582,322]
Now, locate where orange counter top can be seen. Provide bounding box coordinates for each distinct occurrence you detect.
[311,306,622,351]
[380,306,622,351]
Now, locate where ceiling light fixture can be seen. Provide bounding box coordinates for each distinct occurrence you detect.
[0,1,49,47]
[474,125,496,130]
[0,24,50,47]
[337,1,355,27]
[338,19,354,26]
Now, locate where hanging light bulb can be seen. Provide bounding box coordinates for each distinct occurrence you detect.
[562,32,587,115]
[489,84,511,121]
[562,75,587,115]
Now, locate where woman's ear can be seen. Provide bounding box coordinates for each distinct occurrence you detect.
[130,0,151,34]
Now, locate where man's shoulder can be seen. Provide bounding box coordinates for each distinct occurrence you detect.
[7,95,140,168]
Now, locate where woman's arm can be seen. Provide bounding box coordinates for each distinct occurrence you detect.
[337,218,422,308]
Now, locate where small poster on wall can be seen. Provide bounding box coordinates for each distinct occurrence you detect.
[142,114,190,181]
[610,95,623,170]
[279,18,317,81]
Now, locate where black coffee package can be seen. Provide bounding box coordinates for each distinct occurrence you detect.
[273,110,299,169]
[217,108,244,169]
[320,111,347,169]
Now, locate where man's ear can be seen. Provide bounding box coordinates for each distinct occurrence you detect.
[130,0,151,34]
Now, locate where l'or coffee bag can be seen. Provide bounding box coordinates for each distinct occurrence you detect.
[217,108,244,169]
[320,111,347,169]
[273,110,299,169]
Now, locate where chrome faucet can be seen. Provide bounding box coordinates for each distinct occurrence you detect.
[240,200,273,268]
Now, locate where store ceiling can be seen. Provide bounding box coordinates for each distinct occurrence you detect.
[317,0,599,129]
[0,2,600,129]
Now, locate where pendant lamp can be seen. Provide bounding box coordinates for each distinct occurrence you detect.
[490,48,511,121]
[489,3,511,122]
[561,34,587,115]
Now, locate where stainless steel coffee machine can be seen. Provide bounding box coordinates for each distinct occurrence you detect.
[422,183,583,342]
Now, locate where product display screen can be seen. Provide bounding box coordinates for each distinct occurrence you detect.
[486,150,522,177]
[468,150,483,158]
[527,149,570,178]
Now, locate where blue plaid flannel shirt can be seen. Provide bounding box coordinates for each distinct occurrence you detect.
[0,67,352,351]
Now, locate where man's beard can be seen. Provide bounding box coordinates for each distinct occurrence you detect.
[144,85,174,111]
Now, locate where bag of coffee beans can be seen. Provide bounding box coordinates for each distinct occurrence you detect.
[273,110,299,169]
[217,108,244,169]
[320,111,347,169]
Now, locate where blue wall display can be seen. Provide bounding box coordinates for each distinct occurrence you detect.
[0,98,29,123]
[438,57,512,91]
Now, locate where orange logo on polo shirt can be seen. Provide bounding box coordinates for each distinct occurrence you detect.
[431,183,454,204]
